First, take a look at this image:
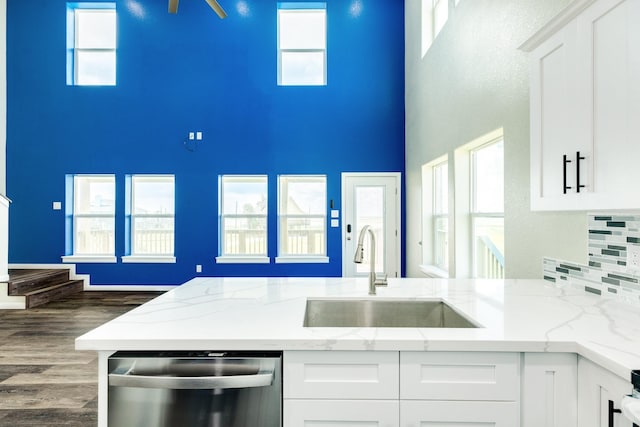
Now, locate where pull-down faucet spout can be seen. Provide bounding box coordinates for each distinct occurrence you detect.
[353,225,387,295]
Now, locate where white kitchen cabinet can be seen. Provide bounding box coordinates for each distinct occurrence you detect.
[522,353,578,427]
[284,351,521,427]
[284,400,399,427]
[578,356,633,427]
[400,400,519,427]
[523,0,640,211]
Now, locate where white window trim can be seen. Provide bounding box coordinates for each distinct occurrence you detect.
[62,255,117,263]
[215,256,271,264]
[130,175,175,257]
[468,134,505,279]
[70,175,116,258]
[275,255,329,264]
[277,175,328,258]
[219,175,268,258]
[421,156,450,275]
[277,6,327,86]
[121,256,176,264]
[72,8,117,86]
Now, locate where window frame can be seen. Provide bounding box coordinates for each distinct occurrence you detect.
[432,0,449,38]
[216,175,270,264]
[62,174,117,263]
[469,138,505,279]
[122,175,176,263]
[66,2,117,86]
[432,160,449,272]
[276,174,328,263]
[277,2,327,86]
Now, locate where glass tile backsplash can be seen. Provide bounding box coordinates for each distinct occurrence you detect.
[543,214,640,305]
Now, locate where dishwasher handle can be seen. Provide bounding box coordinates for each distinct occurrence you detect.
[109,370,274,390]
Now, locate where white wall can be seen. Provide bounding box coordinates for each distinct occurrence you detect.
[405,0,588,279]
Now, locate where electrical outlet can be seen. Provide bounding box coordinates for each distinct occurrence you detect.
[627,245,640,273]
[196,264,202,273]
[52,201,62,210]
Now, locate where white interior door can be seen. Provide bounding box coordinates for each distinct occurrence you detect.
[342,173,400,278]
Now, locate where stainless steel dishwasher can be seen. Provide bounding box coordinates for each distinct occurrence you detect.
[108,351,282,427]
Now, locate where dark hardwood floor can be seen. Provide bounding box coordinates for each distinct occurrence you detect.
[0,291,163,426]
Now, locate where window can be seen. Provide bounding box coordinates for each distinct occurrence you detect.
[64,175,116,262]
[433,0,448,38]
[277,175,327,261]
[433,161,449,271]
[124,175,175,262]
[420,157,449,277]
[217,176,268,263]
[421,0,449,57]
[66,3,116,86]
[277,2,327,86]
[471,139,504,278]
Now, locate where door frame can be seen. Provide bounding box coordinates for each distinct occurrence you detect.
[341,172,402,278]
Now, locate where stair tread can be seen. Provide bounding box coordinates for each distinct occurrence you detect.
[23,280,84,296]
[8,269,69,283]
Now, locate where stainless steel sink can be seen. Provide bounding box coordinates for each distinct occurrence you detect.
[303,298,480,328]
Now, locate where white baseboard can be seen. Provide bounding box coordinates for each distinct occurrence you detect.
[0,283,25,309]
[84,285,176,291]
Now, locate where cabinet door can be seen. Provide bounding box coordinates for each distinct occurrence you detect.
[577,357,632,427]
[522,353,578,427]
[574,0,640,210]
[283,350,399,399]
[529,19,581,211]
[400,400,519,427]
[284,399,399,427]
[400,352,519,401]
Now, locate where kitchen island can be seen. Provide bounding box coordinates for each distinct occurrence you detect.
[77,277,640,426]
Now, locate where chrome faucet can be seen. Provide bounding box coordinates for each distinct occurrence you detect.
[353,225,388,295]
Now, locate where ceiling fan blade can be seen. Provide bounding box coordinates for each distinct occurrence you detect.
[204,0,228,19]
[168,0,179,14]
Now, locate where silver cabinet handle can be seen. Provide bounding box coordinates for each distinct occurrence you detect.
[109,370,274,390]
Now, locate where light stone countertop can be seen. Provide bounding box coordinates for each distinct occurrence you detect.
[75,277,640,380]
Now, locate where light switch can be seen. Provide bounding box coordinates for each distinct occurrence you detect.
[331,209,339,218]
[189,132,195,140]
[196,131,203,140]
[331,219,339,228]
[52,201,62,210]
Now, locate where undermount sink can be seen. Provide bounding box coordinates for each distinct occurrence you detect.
[303,298,480,328]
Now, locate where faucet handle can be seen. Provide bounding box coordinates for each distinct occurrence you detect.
[374,273,388,287]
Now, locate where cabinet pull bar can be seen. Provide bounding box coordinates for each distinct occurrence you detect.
[576,151,586,193]
[563,155,572,194]
[609,400,622,427]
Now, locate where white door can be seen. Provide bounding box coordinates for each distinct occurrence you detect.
[342,173,400,278]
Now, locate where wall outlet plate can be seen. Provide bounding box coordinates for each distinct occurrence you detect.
[627,245,640,274]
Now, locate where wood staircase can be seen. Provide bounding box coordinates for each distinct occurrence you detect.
[7,269,84,308]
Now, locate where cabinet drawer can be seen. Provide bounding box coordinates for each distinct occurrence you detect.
[284,399,400,427]
[401,400,519,427]
[400,352,520,401]
[283,350,399,399]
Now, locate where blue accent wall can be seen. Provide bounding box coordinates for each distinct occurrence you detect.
[6,0,405,285]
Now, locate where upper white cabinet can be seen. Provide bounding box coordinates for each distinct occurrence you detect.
[522,0,640,211]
